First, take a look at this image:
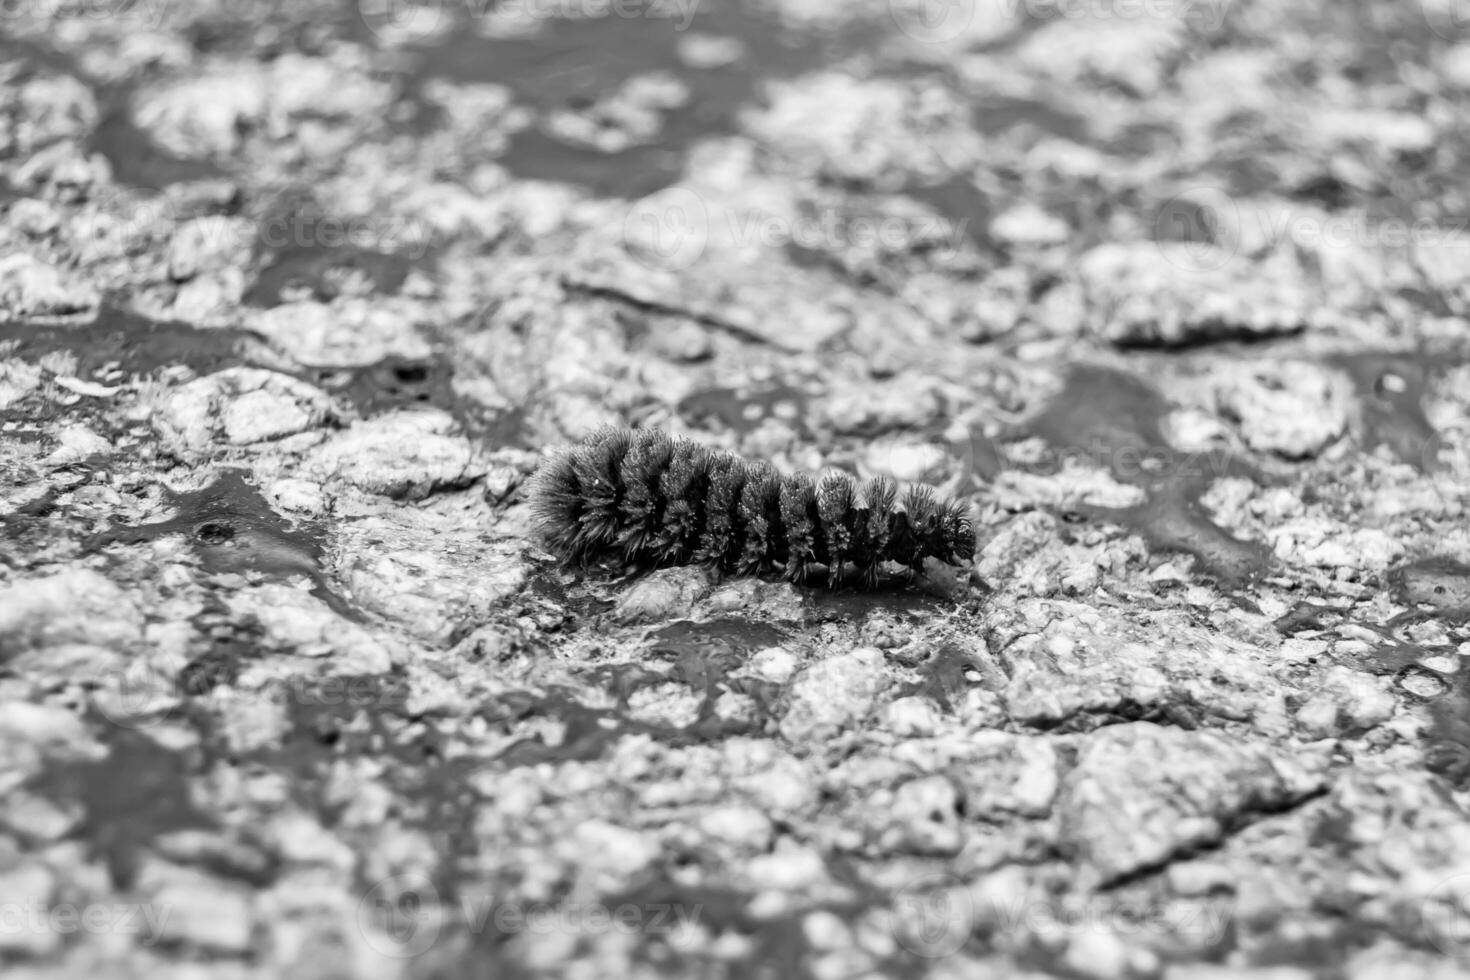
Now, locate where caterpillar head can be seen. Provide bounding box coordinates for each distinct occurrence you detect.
[937,501,976,566]
[899,488,976,570]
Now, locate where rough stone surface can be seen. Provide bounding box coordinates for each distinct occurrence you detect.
[2,4,1469,979]
[305,410,482,500]
[1059,723,1329,884]
[1213,362,1354,459]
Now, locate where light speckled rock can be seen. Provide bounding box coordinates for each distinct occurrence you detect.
[990,204,1069,248]
[780,646,889,743]
[305,410,481,500]
[960,734,1061,819]
[225,583,400,672]
[1077,243,1317,348]
[699,805,775,851]
[1292,666,1396,738]
[167,215,254,282]
[563,245,886,353]
[41,424,111,465]
[613,566,710,624]
[742,73,983,184]
[4,7,1469,978]
[1059,723,1328,883]
[147,864,257,954]
[1213,362,1352,459]
[989,599,1285,732]
[1063,929,1133,980]
[882,696,943,736]
[0,701,93,754]
[154,368,335,451]
[9,197,61,237]
[882,775,963,855]
[0,358,43,410]
[247,300,434,366]
[1016,14,1189,95]
[0,861,60,957]
[0,570,144,656]
[745,646,799,684]
[0,254,100,318]
[1268,519,1404,573]
[334,510,528,641]
[565,821,659,887]
[820,376,942,435]
[133,63,269,156]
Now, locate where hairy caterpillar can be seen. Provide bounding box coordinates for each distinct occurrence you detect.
[531,427,975,586]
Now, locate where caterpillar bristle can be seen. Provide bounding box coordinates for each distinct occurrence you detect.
[531,427,976,587]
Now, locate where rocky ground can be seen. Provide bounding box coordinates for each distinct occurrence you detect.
[2,0,1470,977]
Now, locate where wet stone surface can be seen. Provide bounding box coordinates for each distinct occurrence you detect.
[3,1,1470,978]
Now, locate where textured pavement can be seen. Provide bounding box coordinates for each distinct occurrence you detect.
[2,0,1470,977]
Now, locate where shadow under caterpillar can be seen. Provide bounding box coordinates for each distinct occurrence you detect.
[531,427,975,586]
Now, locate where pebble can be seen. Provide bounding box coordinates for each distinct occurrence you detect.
[886,775,963,856]
[699,806,775,851]
[614,567,709,624]
[1058,722,1327,883]
[779,647,889,742]
[306,410,482,499]
[156,368,335,452]
[167,215,253,281]
[149,865,257,954]
[1214,362,1351,459]
[990,203,1069,247]
[0,861,60,957]
[883,696,943,736]
[0,570,144,654]
[0,254,100,318]
[1076,242,1313,348]
[1063,930,1132,980]
[747,646,798,684]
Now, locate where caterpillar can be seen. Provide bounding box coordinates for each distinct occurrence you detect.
[530,427,975,586]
